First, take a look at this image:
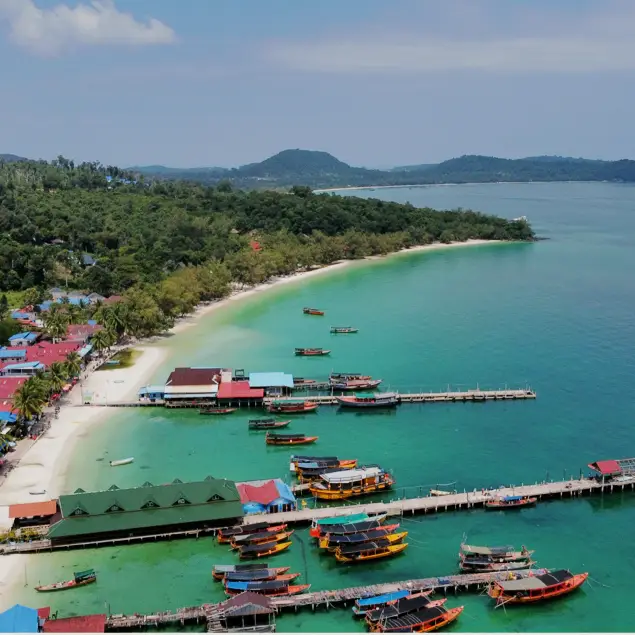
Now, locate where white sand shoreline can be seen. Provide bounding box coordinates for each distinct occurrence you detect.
[0,237,502,607]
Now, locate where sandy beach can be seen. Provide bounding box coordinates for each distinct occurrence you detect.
[0,237,500,606]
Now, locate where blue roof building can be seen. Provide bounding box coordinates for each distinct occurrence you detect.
[237,479,297,515]
[0,411,17,423]
[8,332,38,346]
[249,372,294,395]
[0,604,40,633]
[1,362,46,376]
[10,312,31,320]
[0,349,27,361]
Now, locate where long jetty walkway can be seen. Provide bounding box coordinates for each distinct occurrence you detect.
[103,569,539,631]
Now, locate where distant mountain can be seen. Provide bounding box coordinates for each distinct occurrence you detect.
[131,149,635,189]
[0,153,28,162]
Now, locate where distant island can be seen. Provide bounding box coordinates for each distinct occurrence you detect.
[3,149,634,190]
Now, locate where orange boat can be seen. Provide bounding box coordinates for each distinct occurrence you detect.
[225,579,311,596]
[295,348,330,356]
[267,400,319,414]
[485,495,537,510]
[212,565,288,581]
[488,569,588,605]
[370,605,463,632]
[230,530,295,549]
[239,540,292,560]
[266,432,318,446]
[217,523,286,544]
[303,307,324,316]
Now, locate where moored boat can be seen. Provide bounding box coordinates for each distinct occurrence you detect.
[310,515,388,539]
[485,495,538,509]
[363,592,437,622]
[352,590,411,617]
[460,559,536,573]
[224,569,295,583]
[109,457,134,466]
[335,540,408,564]
[248,419,291,430]
[35,569,96,593]
[330,326,359,334]
[488,569,588,605]
[460,543,533,560]
[217,523,283,544]
[293,377,317,386]
[330,372,372,381]
[230,530,295,548]
[331,379,383,391]
[369,604,464,632]
[320,529,406,552]
[337,392,400,408]
[225,579,311,597]
[309,466,394,500]
[199,407,237,415]
[310,511,369,528]
[292,456,357,473]
[303,307,324,316]
[265,432,318,446]
[295,348,331,356]
[212,564,280,581]
[239,540,292,560]
[267,400,319,414]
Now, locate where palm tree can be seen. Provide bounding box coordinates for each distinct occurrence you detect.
[90,329,110,357]
[46,362,68,393]
[65,352,82,378]
[44,311,68,343]
[13,379,48,425]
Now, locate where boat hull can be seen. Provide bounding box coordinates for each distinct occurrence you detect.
[310,478,394,500]
[485,497,538,509]
[266,436,318,446]
[199,408,237,415]
[335,542,408,564]
[239,541,292,560]
[267,402,319,414]
[35,577,96,592]
[225,583,311,597]
[336,397,399,408]
[212,566,287,581]
[489,572,588,604]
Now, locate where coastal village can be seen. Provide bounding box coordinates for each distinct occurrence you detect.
[0,291,634,633]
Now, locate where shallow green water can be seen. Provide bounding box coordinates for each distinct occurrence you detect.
[9,182,635,632]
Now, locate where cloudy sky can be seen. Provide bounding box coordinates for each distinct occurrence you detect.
[0,0,633,167]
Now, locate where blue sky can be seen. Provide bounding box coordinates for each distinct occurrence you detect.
[0,0,633,167]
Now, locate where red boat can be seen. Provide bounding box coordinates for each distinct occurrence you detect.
[267,400,319,414]
[303,307,324,316]
[295,348,330,356]
[488,569,588,605]
[485,495,537,510]
[370,605,464,632]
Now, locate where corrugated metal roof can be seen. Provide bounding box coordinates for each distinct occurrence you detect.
[9,500,57,519]
[588,459,621,475]
[8,332,37,341]
[248,372,294,389]
[43,614,106,633]
[0,605,40,633]
[217,381,264,400]
[221,591,274,616]
[0,349,27,359]
[2,362,45,370]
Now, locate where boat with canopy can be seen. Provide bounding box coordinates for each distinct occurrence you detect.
[335,540,408,563]
[369,604,463,632]
[363,592,438,622]
[35,569,96,593]
[309,466,394,500]
[266,432,318,446]
[488,569,588,605]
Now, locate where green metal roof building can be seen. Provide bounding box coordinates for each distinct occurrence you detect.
[48,477,243,543]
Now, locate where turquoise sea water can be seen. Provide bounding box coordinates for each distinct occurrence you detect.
[8,182,635,632]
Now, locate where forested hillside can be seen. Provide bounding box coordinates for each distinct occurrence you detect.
[0,158,532,335]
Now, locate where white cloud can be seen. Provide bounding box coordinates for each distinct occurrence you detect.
[0,0,176,56]
[265,4,635,74]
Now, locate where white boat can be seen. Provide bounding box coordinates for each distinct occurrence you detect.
[29,490,46,495]
[110,457,134,467]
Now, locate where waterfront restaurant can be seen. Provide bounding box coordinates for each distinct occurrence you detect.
[163,367,226,405]
[216,381,264,407]
[47,477,243,545]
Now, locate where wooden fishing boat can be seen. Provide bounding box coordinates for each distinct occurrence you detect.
[294,348,331,356]
[109,457,133,466]
[303,307,324,316]
[266,432,318,446]
[485,495,538,509]
[267,400,319,414]
[309,466,394,500]
[212,564,284,581]
[321,529,406,552]
[460,559,536,573]
[224,569,297,583]
[330,326,359,334]
[293,377,317,386]
[335,540,408,563]
[363,592,438,622]
[295,460,358,477]
[231,530,295,549]
[460,543,533,560]
[331,379,383,391]
[352,590,411,617]
[239,540,292,560]
[337,392,400,408]
[310,515,388,538]
[199,407,237,415]
[249,419,291,430]
[330,372,372,381]
[217,523,284,544]
[310,512,369,528]
[225,579,311,597]
[298,466,354,483]
[488,569,588,605]
[369,605,464,632]
[292,457,357,473]
[35,569,96,593]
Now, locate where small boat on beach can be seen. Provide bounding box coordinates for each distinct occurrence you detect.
[352,590,412,617]
[212,564,281,581]
[337,393,400,408]
[363,592,438,622]
[249,419,290,430]
[335,540,408,564]
[239,540,292,560]
[199,407,237,415]
[35,569,96,593]
[369,604,464,632]
[331,379,383,391]
[485,495,538,510]
[309,466,394,501]
[330,326,358,334]
[266,432,318,446]
[488,569,588,605]
[320,529,406,552]
[109,457,134,467]
[330,372,372,381]
[267,400,319,414]
[294,348,331,356]
[225,579,311,597]
[224,569,296,583]
[303,307,324,316]
[231,530,295,548]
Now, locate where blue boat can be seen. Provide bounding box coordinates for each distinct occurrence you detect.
[352,589,411,616]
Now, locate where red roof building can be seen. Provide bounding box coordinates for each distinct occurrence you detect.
[0,401,17,413]
[217,381,264,401]
[66,323,103,342]
[0,377,27,400]
[237,480,280,505]
[24,342,81,367]
[166,368,223,387]
[588,459,622,475]
[9,500,58,519]
[43,614,106,633]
